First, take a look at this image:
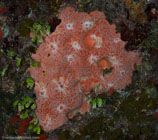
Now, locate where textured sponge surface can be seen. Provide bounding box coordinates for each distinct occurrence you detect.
[29,7,141,131]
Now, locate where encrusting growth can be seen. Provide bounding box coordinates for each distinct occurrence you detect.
[29,7,142,131]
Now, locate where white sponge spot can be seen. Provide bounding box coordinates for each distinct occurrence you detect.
[82,21,94,30]
[90,34,103,48]
[57,104,67,113]
[71,41,81,51]
[67,54,75,63]
[88,54,98,65]
[114,38,121,43]
[66,23,74,30]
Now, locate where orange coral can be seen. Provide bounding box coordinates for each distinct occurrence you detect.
[29,7,142,131]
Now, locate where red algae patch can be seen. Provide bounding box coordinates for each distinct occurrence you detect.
[29,7,142,131]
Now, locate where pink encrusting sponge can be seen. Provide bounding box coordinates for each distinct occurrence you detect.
[29,7,142,131]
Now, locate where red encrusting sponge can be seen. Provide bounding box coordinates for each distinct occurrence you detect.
[29,7,142,131]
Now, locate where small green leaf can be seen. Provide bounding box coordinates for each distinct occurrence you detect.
[33,126,41,134]
[97,98,103,107]
[36,24,41,31]
[16,57,22,67]
[88,98,92,103]
[18,104,24,112]
[25,102,31,108]
[30,22,51,44]
[37,35,42,44]
[33,126,38,132]
[36,126,41,134]
[7,50,17,58]
[26,78,33,83]
[13,100,19,107]
[46,25,51,35]
[20,111,28,119]
[40,29,45,36]
[24,96,32,103]
[92,99,97,109]
[31,103,36,110]
[18,104,21,112]
[21,100,25,105]
[28,125,33,130]
[26,78,34,89]
[31,61,39,67]
[1,64,8,78]
[31,117,38,125]
[34,119,38,125]
[32,36,36,42]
